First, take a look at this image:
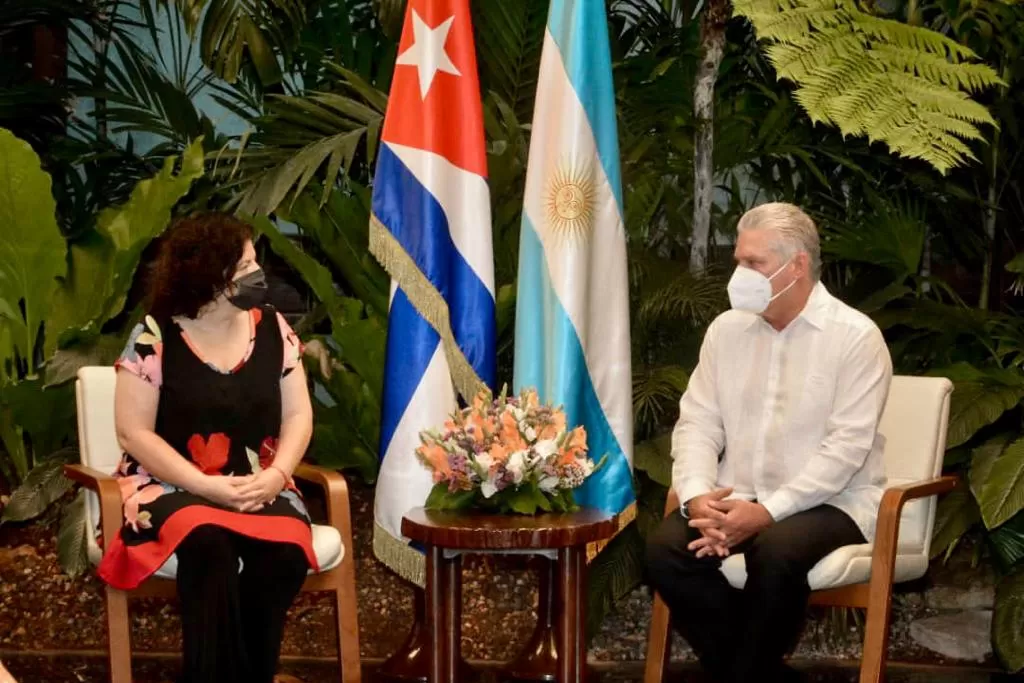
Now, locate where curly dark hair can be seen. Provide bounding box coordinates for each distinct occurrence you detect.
[148,212,254,320]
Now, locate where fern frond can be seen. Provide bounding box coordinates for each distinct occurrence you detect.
[735,0,1002,173]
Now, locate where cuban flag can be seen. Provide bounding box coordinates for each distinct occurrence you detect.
[369,0,496,586]
[513,0,635,527]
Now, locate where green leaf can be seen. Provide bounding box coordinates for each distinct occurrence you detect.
[57,489,90,578]
[251,215,339,305]
[1,448,77,523]
[634,433,673,488]
[0,128,65,373]
[0,404,27,482]
[993,566,1024,673]
[970,433,1014,502]
[507,487,541,515]
[46,139,205,356]
[989,513,1024,571]
[307,417,379,484]
[43,331,131,389]
[945,381,1024,448]
[1,377,76,461]
[978,436,1024,529]
[930,481,980,559]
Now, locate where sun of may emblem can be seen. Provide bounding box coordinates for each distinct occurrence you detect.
[544,165,596,241]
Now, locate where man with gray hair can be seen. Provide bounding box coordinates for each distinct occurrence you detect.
[645,202,893,682]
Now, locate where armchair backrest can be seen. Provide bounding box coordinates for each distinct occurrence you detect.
[876,375,953,555]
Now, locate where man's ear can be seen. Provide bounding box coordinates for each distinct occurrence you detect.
[794,251,811,279]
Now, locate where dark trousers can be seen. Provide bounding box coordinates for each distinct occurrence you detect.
[175,526,309,683]
[645,504,865,682]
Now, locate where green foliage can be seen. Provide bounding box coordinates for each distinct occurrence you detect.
[157,0,306,85]
[0,448,77,523]
[424,480,579,516]
[219,69,386,216]
[47,138,206,356]
[56,489,90,578]
[0,128,66,375]
[735,0,1002,172]
[994,565,1024,671]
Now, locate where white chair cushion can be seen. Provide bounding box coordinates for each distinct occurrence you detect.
[718,543,930,591]
[88,521,344,579]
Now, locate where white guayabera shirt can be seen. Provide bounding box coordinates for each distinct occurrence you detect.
[672,282,894,541]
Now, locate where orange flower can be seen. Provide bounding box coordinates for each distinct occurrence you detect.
[469,411,494,443]
[522,389,539,410]
[537,411,567,440]
[500,412,528,452]
[418,444,452,482]
[560,426,588,464]
[489,442,510,464]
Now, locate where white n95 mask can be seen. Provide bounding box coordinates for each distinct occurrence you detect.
[726,259,795,313]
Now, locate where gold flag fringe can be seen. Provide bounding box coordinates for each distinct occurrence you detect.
[368,214,487,404]
[586,501,638,563]
[373,523,426,588]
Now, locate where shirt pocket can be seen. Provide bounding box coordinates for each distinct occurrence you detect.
[792,371,837,432]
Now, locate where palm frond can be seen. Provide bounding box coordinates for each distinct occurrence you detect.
[734,0,1003,173]
[156,0,307,85]
[472,0,549,123]
[216,65,386,216]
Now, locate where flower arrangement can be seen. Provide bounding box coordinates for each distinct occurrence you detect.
[417,387,605,514]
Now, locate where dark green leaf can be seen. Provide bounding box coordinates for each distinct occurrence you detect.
[57,489,90,578]
[634,434,673,488]
[930,481,980,559]
[1,448,77,523]
[979,436,1024,529]
[993,566,1024,672]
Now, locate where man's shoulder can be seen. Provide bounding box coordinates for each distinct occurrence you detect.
[709,308,757,332]
[824,290,883,337]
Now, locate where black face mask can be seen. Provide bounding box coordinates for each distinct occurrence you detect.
[228,269,268,310]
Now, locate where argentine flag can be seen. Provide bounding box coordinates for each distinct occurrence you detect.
[370,0,496,586]
[514,0,635,522]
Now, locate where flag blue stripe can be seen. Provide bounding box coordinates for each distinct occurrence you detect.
[514,215,634,514]
[379,289,440,457]
[372,144,497,388]
[546,0,624,214]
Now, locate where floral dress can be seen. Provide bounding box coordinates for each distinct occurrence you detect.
[97,305,317,591]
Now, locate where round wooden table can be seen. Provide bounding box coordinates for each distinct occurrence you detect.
[401,507,618,683]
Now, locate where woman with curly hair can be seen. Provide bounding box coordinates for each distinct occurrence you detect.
[98,213,314,683]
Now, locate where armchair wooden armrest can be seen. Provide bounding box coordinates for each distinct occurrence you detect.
[857,475,957,682]
[64,463,123,558]
[293,463,356,554]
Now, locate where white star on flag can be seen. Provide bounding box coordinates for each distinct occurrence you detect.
[395,10,461,99]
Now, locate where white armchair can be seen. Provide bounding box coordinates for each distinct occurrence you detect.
[644,375,957,683]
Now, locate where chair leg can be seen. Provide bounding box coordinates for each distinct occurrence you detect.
[859,584,894,683]
[644,592,672,683]
[105,586,132,683]
[333,565,362,683]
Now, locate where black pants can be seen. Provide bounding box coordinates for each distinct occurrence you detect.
[175,526,309,683]
[645,504,865,682]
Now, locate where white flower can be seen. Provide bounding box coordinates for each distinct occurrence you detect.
[507,451,528,484]
[481,480,498,498]
[475,453,494,472]
[513,407,526,422]
[534,439,558,460]
[539,475,560,492]
[522,425,537,441]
